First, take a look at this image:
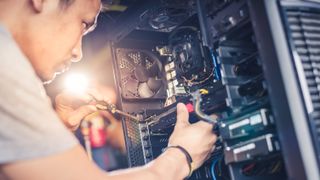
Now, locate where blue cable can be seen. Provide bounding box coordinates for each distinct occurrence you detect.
[210,48,221,81]
[211,158,219,180]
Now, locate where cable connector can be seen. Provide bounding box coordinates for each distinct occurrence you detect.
[191,90,218,124]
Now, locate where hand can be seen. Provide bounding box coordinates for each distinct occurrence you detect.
[168,103,217,170]
[55,86,116,131]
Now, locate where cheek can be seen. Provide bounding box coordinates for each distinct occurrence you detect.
[25,38,56,76]
[31,20,83,75]
[49,24,82,57]
[55,24,83,55]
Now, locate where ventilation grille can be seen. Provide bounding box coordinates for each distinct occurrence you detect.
[286,8,320,140]
[122,118,145,166]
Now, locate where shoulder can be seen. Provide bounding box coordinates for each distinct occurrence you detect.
[0,24,47,99]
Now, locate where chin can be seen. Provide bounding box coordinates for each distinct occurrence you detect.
[41,73,57,85]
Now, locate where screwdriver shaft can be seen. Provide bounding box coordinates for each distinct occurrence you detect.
[95,103,140,122]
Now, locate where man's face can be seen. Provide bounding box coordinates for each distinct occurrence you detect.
[18,0,101,83]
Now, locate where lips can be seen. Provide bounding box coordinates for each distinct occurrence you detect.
[56,61,71,74]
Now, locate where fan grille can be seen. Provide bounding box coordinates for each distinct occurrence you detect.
[116,48,166,99]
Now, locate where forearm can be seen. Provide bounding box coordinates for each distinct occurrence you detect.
[0,145,188,180]
[106,148,189,180]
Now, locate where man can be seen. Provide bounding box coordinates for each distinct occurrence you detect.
[0,0,217,179]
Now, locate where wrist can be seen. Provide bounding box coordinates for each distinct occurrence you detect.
[148,145,191,180]
[164,147,190,179]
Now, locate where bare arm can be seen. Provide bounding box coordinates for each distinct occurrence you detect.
[0,145,188,180]
[1,103,216,180]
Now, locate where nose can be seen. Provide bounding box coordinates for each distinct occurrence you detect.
[71,37,83,62]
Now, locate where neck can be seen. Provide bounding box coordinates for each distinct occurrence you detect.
[0,1,28,40]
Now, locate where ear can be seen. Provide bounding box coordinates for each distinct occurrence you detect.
[30,0,44,13]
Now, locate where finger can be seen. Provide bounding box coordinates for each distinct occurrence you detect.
[205,145,216,161]
[100,110,113,120]
[86,88,115,108]
[194,120,214,132]
[100,110,118,124]
[210,145,216,153]
[94,85,117,104]
[210,113,219,119]
[56,90,92,106]
[210,134,218,146]
[65,90,93,102]
[67,105,97,128]
[99,111,119,133]
[86,88,104,102]
[175,103,190,129]
[194,113,218,129]
[105,118,118,132]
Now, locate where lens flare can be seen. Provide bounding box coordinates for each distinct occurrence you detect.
[64,73,89,94]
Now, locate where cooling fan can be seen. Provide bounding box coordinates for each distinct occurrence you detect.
[117,49,166,99]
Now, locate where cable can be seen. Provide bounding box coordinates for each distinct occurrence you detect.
[182,70,214,86]
[242,163,256,174]
[218,158,223,177]
[211,158,219,180]
[199,89,209,95]
[270,161,282,174]
[210,49,221,81]
[81,120,92,161]
[191,90,218,124]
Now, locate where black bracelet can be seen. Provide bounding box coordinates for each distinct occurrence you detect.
[163,145,194,179]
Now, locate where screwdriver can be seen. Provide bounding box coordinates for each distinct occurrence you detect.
[91,98,141,122]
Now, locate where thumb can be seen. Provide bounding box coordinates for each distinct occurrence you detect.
[175,103,190,129]
[100,110,118,124]
[66,105,97,129]
[100,110,113,120]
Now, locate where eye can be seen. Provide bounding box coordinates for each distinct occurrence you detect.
[81,20,97,35]
[82,22,89,30]
[82,22,90,35]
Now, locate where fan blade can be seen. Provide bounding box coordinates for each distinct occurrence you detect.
[147,61,160,77]
[122,77,139,98]
[134,65,149,82]
[147,78,162,92]
[138,82,155,98]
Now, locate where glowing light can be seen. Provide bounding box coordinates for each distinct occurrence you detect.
[64,73,89,94]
